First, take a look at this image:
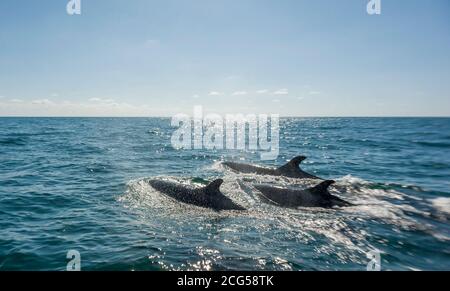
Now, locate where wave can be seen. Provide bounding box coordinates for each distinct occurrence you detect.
[0,137,27,146]
[413,141,450,148]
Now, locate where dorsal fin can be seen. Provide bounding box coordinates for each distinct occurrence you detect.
[312,180,335,193]
[204,179,224,194]
[278,156,307,170]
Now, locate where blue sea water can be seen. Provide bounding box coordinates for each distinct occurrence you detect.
[0,117,449,271]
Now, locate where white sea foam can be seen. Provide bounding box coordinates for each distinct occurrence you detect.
[430,197,450,215]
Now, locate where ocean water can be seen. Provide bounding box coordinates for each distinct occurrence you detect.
[0,117,449,271]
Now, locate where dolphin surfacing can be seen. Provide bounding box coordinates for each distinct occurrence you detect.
[222,156,321,179]
[254,180,353,208]
[149,179,245,211]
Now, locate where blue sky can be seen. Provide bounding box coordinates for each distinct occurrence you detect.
[0,0,449,116]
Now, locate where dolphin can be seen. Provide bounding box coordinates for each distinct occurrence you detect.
[149,178,245,211]
[254,180,353,208]
[222,156,321,179]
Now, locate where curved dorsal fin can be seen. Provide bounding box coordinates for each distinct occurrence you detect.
[204,179,224,194]
[312,180,335,193]
[289,156,307,168]
[278,156,307,170]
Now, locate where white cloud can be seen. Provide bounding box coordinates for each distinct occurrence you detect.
[232,91,247,96]
[51,93,59,97]
[297,96,305,101]
[31,99,54,105]
[10,98,23,103]
[272,99,280,103]
[256,89,268,94]
[208,91,224,96]
[274,89,289,95]
[192,94,200,99]
[89,97,115,103]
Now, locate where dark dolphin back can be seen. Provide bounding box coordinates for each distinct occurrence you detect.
[222,162,275,175]
[223,155,322,179]
[255,179,352,208]
[150,178,245,211]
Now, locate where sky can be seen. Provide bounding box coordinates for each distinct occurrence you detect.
[0,0,449,117]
